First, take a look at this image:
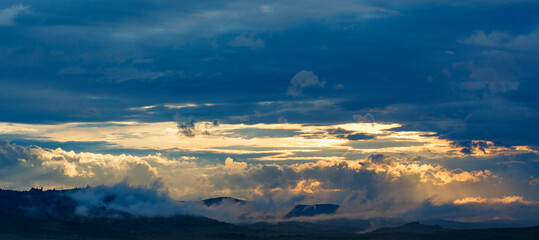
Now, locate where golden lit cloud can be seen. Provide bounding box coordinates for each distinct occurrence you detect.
[453,196,539,205]
[0,121,533,162]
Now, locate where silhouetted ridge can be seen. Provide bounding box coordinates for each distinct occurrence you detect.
[372,221,445,233]
[0,188,80,218]
[0,187,133,218]
[202,197,246,207]
[285,204,339,218]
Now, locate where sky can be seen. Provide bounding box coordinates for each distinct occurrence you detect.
[0,0,538,223]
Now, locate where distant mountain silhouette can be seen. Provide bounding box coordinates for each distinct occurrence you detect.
[372,221,445,234]
[361,224,539,240]
[202,197,246,207]
[0,188,80,218]
[285,204,339,218]
[422,219,527,229]
[0,187,537,240]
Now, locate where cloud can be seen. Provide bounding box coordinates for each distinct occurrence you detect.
[164,103,215,109]
[402,198,539,223]
[224,157,248,170]
[346,133,375,140]
[0,139,32,167]
[0,139,496,196]
[451,28,539,98]
[220,127,304,139]
[453,140,495,155]
[20,0,396,47]
[0,139,162,190]
[69,183,255,222]
[453,196,538,205]
[259,5,273,13]
[286,71,326,96]
[1,1,536,156]
[0,139,538,222]
[0,4,28,26]
[176,118,219,137]
[212,155,496,202]
[70,183,179,217]
[104,67,182,83]
[374,100,539,147]
[461,64,519,93]
[353,113,375,126]
[228,34,265,49]
[461,28,539,51]
[128,105,158,111]
[461,31,513,48]
[2,120,534,161]
[324,128,375,141]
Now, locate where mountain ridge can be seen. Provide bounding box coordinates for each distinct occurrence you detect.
[0,187,537,240]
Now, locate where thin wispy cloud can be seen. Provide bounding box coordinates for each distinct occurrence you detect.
[0,4,28,26]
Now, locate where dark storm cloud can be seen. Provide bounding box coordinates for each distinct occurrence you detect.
[0,0,538,148]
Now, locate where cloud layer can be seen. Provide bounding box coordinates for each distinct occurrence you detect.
[0,138,537,223]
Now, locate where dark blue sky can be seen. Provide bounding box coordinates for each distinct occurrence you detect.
[1,1,539,147]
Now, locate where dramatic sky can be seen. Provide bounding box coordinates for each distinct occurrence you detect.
[1,0,538,223]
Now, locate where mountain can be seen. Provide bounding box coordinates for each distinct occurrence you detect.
[371,222,445,234]
[361,225,539,240]
[314,217,393,232]
[0,188,80,218]
[422,219,528,229]
[0,188,537,239]
[201,197,246,207]
[285,204,339,218]
[0,213,537,240]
